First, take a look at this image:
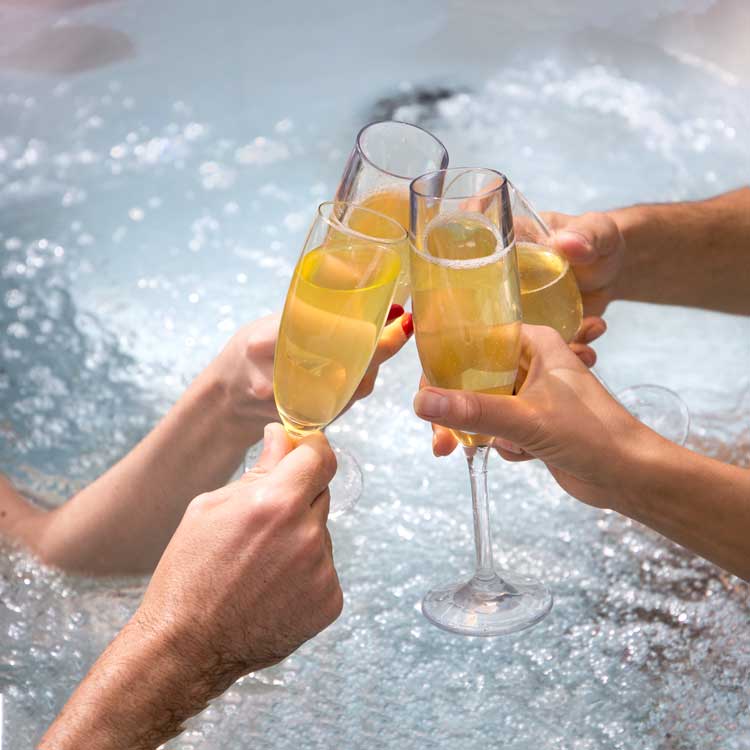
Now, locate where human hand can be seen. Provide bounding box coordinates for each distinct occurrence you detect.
[207,306,414,442]
[543,211,626,316]
[136,424,342,687]
[414,325,649,509]
[429,318,607,457]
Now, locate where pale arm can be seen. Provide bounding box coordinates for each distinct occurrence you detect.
[2,310,412,575]
[620,431,750,580]
[8,366,259,575]
[414,325,750,581]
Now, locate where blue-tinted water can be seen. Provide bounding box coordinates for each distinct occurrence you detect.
[1,0,749,747]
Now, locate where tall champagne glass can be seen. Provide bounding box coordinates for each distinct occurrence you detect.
[273,202,405,515]
[410,168,553,636]
[511,186,690,445]
[336,120,449,305]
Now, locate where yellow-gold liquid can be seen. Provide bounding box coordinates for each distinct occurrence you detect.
[274,240,401,437]
[411,214,522,447]
[518,242,583,343]
[349,188,411,305]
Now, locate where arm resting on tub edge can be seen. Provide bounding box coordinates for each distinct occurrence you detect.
[1,364,263,575]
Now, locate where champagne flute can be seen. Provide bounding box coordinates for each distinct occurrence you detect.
[336,120,449,305]
[511,187,690,446]
[304,120,447,508]
[272,202,405,516]
[410,168,553,636]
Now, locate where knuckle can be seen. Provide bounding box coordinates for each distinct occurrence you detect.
[250,483,289,522]
[519,403,546,446]
[315,444,337,481]
[299,523,325,558]
[252,378,274,403]
[458,392,483,428]
[533,324,564,348]
[327,584,344,621]
[187,491,219,516]
[244,328,267,359]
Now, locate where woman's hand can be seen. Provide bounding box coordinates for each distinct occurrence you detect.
[415,325,646,509]
[429,318,607,458]
[414,324,750,580]
[206,305,414,443]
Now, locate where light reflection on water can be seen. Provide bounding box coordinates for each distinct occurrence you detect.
[1,0,750,748]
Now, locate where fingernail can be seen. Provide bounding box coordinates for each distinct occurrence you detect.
[401,312,414,338]
[414,389,448,419]
[555,230,592,260]
[263,423,274,447]
[386,303,404,323]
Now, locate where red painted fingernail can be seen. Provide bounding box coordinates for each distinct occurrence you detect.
[401,312,414,337]
[386,303,404,323]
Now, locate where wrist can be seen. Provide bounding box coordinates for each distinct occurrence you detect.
[611,422,681,520]
[605,204,652,303]
[190,364,266,449]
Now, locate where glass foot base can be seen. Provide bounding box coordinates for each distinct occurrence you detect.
[328,444,363,519]
[421,571,552,637]
[617,384,690,447]
[241,441,363,519]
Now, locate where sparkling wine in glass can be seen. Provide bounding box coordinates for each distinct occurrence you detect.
[336,120,449,305]
[272,202,405,515]
[410,168,553,636]
[511,186,690,445]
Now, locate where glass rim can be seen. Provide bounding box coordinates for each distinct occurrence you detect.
[409,231,515,270]
[410,167,508,200]
[515,241,570,293]
[355,120,449,182]
[317,200,408,244]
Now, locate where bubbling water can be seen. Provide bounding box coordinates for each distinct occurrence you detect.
[2,3,750,747]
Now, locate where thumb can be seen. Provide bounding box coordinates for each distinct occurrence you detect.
[241,422,295,482]
[551,212,620,266]
[413,387,540,448]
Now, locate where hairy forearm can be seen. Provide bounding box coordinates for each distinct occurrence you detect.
[609,186,750,314]
[618,430,750,580]
[36,371,261,574]
[39,615,233,750]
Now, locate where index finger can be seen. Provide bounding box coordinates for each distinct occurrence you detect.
[367,311,414,370]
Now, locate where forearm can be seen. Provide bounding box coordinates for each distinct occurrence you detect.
[609,186,750,314]
[39,614,231,750]
[38,370,262,574]
[618,430,750,580]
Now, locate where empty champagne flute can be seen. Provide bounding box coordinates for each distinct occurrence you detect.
[272,202,406,516]
[336,120,449,305]
[410,168,553,636]
[511,186,690,446]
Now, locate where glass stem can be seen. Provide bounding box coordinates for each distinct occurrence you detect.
[465,445,496,582]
